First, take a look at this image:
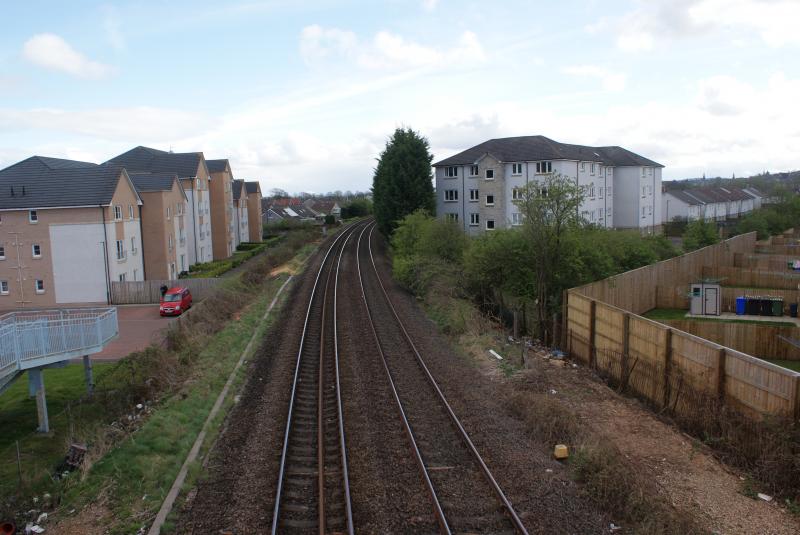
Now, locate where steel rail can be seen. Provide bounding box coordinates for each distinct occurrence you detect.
[271,222,362,535]
[354,224,452,535]
[364,222,530,535]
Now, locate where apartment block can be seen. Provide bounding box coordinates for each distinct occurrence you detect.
[232,179,250,243]
[433,136,663,235]
[105,146,214,265]
[207,159,237,258]
[662,186,758,223]
[244,181,263,242]
[130,173,190,278]
[0,156,144,308]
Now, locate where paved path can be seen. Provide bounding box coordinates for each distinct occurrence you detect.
[87,305,176,362]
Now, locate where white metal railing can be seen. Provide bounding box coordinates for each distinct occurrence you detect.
[0,308,118,383]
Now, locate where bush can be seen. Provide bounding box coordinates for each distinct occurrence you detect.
[341,198,372,219]
[683,219,719,251]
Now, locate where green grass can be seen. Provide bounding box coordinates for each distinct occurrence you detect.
[60,274,292,533]
[644,308,796,327]
[0,363,112,497]
[767,359,800,372]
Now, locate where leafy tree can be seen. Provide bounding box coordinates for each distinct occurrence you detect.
[340,198,372,219]
[372,127,435,235]
[514,172,585,338]
[682,219,719,251]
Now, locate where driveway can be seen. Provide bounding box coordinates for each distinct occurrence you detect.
[89,305,177,362]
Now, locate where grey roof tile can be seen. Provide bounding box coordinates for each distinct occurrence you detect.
[105,146,204,179]
[244,181,260,194]
[130,172,180,193]
[206,159,229,173]
[232,179,244,201]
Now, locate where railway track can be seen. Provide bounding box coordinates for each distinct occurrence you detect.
[271,222,363,535]
[355,222,529,535]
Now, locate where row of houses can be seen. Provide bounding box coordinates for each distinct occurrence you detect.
[263,198,342,224]
[0,147,263,309]
[435,135,769,234]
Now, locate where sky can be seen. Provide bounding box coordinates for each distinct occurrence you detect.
[1,0,798,195]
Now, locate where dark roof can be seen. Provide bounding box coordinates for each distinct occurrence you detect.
[433,135,663,168]
[105,146,205,179]
[268,205,317,220]
[232,179,244,201]
[244,181,261,195]
[206,159,229,173]
[0,156,126,209]
[306,199,338,215]
[130,172,181,193]
[665,189,705,205]
[665,186,756,206]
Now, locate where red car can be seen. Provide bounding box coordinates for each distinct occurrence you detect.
[160,287,192,316]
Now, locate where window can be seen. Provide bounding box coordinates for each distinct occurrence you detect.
[599,187,604,199]
[512,212,524,226]
[580,162,585,171]
[648,205,653,215]
[469,213,479,226]
[168,234,174,251]
[608,168,613,176]
[512,163,523,175]
[444,166,459,178]
[607,207,612,217]
[32,244,41,258]
[444,190,459,202]
[469,189,479,202]
[35,280,44,294]
[642,167,646,177]
[133,269,138,281]
[607,186,612,197]
[535,161,552,174]
[485,169,494,180]
[598,208,603,220]
[177,203,183,215]
[485,194,494,206]
[116,240,125,260]
[167,206,172,219]
[131,237,137,254]
[642,186,647,198]
[648,168,653,176]
[590,163,595,174]
[129,204,134,219]
[0,246,4,260]
[114,205,122,220]
[119,274,126,282]
[196,178,201,189]
[641,207,646,218]
[180,254,186,272]
[0,281,8,295]
[445,213,459,222]
[469,165,479,177]
[512,188,523,201]
[29,210,38,223]
[588,183,595,198]
[486,219,495,230]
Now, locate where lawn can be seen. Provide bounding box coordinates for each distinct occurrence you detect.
[767,359,800,372]
[644,308,796,328]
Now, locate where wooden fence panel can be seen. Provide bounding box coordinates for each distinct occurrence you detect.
[567,293,592,363]
[110,279,222,304]
[725,349,799,417]
[662,319,800,361]
[628,315,668,402]
[703,266,800,289]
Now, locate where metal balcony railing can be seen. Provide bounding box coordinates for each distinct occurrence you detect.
[0,308,118,386]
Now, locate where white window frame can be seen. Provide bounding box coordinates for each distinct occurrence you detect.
[114,205,122,221]
[31,244,41,258]
[485,194,495,207]
[599,187,604,199]
[469,165,479,177]
[590,163,595,175]
[0,280,8,295]
[511,188,523,201]
[168,234,174,251]
[35,279,45,294]
[443,190,458,202]
[535,161,552,174]
[445,213,459,222]
[485,219,495,230]
[485,169,494,180]
[469,189,479,202]
[511,212,523,226]
[131,237,137,254]
[589,183,595,198]
[129,204,134,219]
[116,240,126,260]
[29,210,38,223]
[607,186,612,197]
[167,206,172,220]
[642,186,646,198]
[469,213,479,226]
[119,273,126,282]
[511,163,523,175]
[580,162,585,171]
[444,166,459,178]
[607,207,612,217]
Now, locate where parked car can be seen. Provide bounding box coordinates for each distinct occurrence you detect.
[159,287,192,316]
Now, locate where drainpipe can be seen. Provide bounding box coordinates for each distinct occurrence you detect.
[100,205,111,304]
[138,204,147,280]
[461,166,466,232]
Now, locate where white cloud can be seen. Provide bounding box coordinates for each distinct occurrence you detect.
[562,65,627,92]
[22,33,114,79]
[606,0,800,52]
[299,25,486,70]
[696,75,757,116]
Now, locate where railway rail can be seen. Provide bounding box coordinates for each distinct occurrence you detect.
[271,222,363,535]
[355,222,529,535]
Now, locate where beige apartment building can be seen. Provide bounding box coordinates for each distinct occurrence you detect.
[244,181,263,242]
[130,173,190,279]
[232,180,250,243]
[105,147,214,265]
[207,159,236,259]
[0,156,144,309]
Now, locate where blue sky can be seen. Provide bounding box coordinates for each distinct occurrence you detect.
[1,0,798,194]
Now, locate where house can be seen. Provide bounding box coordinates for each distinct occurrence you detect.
[433,135,663,235]
[244,181,264,242]
[232,179,249,243]
[129,173,190,279]
[265,204,318,224]
[0,156,144,308]
[743,187,765,209]
[662,186,758,223]
[304,199,341,220]
[206,159,237,258]
[105,146,213,265]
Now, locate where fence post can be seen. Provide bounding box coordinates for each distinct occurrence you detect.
[663,328,673,408]
[717,348,727,401]
[561,290,568,350]
[793,375,799,421]
[589,300,597,368]
[622,313,630,382]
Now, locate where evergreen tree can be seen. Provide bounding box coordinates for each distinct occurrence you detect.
[372,127,435,235]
